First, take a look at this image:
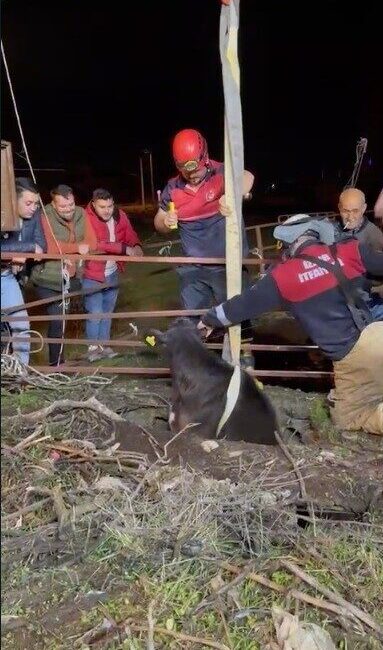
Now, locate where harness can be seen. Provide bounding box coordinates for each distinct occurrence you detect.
[295,243,373,333]
[216,364,241,437]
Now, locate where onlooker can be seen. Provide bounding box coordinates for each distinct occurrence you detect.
[1,177,46,364]
[337,187,383,320]
[199,215,383,435]
[30,184,97,366]
[83,188,142,362]
[338,188,383,249]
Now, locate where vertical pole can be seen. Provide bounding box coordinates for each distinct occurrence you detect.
[149,151,155,203]
[255,226,265,274]
[139,155,145,210]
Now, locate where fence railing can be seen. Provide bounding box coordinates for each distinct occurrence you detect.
[1,223,333,381]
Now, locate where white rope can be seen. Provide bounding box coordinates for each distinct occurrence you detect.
[343,137,368,190]
[2,40,73,366]
[1,353,112,388]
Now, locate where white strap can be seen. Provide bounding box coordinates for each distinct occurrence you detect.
[216,364,241,437]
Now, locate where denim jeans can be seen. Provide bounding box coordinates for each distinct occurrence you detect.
[1,270,30,365]
[175,265,253,341]
[176,265,250,310]
[369,293,383,322]
[34,286,69,366]
[82,272,119,342]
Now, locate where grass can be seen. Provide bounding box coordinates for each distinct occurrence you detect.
[3,512,383,649]
[309,396,339,441]
[2,385,383,649]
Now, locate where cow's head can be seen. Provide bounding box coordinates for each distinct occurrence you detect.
[145,317,202,349]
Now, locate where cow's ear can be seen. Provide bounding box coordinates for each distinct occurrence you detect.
[145,328,167,347]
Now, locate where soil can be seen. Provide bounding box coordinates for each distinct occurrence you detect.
[2,378,383,649]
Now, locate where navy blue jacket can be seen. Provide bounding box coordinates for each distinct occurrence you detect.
[1,210,47,254]
[202,239,383,361]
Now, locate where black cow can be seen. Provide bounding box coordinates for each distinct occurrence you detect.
[149,318,278,445]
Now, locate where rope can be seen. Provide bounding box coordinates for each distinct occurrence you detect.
[1,39,71,366]
[2,329,45,357]
[343,137,368,190]
[1,353,112,389]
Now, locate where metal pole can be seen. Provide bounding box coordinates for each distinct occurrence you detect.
[149,151,155,203]
[139,155,145,209]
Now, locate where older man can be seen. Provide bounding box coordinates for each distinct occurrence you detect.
[337,188,383,320]
[338,187,383,249]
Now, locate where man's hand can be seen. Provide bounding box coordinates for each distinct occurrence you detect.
[163,211,178,230]
[197,320,213,338]
[11,256,26,265]
[78,243,90,255]
[125,245,143,257]
[34,243,43,260]
[219,195,232,219]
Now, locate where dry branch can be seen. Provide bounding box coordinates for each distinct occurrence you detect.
[280,559,383,636]
[2,497,51,523]
[275,431,316,529]
[7,396,124,425]
[129,624,231,650]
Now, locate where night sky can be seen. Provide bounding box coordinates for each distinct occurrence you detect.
[1,0,382,205]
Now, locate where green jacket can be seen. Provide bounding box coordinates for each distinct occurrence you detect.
[30,204,86,292]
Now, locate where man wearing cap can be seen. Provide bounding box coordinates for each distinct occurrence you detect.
[154,128,254,311]
[198,215,383,435]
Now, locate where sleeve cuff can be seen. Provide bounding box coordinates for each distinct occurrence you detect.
[202,304,232,328]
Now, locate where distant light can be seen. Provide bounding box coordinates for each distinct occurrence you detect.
[368,157,373,166]
[271,183,276,190]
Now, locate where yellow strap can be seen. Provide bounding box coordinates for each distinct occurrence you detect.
[220,0,243,365]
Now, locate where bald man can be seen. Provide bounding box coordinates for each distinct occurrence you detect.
[338,188,383,321]
[338,188,383,250]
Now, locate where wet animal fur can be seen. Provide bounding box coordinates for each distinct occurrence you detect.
[150,318,278,445]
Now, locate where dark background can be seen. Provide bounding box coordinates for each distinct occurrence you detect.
[1,0,382,209]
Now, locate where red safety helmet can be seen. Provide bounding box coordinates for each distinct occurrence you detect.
[172,129,209,172]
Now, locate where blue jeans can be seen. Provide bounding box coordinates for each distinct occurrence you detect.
[176,265,250,310]
[82,272,119,342]
[1,270,30,364]
[369,293,383,322]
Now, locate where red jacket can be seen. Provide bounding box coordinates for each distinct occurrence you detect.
[83,203,141,282]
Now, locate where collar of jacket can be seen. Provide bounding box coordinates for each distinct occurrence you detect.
[45,203,84,229]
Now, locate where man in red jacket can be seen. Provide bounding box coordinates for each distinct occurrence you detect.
[83,188,143,361]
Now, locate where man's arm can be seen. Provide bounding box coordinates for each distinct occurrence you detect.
[359,243,383,277]
[201,273,282,330]
[32,211,47,252]
[243,169,254,195]
[0,237,35,253]
[374,189,383,224]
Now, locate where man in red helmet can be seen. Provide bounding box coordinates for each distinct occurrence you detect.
[154,128,254,312]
